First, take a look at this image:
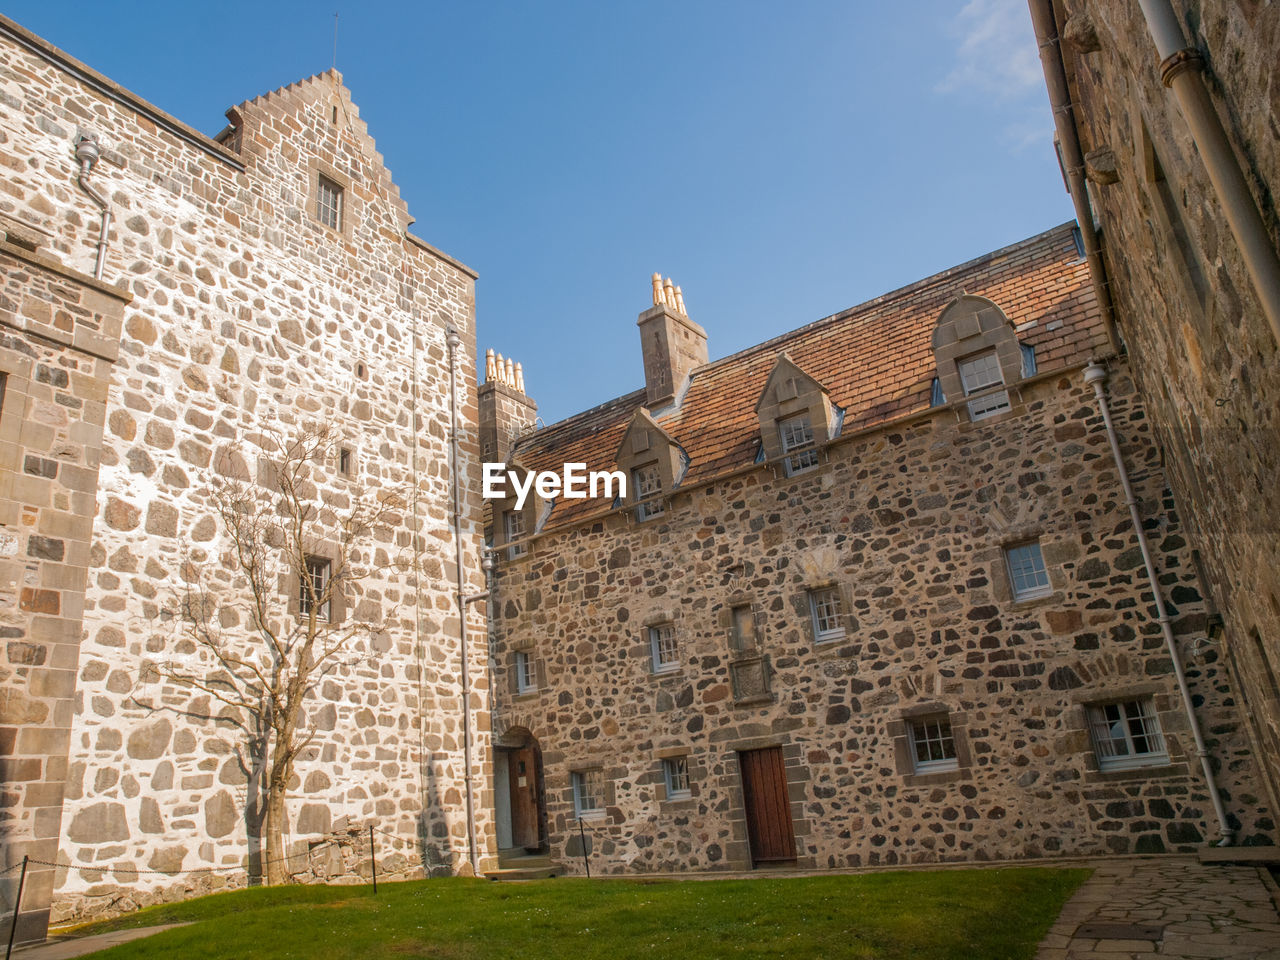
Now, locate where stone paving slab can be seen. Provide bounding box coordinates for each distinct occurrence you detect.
[1036,856,1280,960]
[11,924,191,959]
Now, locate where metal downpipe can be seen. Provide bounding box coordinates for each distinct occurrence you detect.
[73,134,111,281]
[1137,0,1280,346]
[1083,361,1234,845]
[1027,0,1122,358]
[445,326,480,875]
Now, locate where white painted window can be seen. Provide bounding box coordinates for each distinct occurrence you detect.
[778,415,818,476]
[649,623,679,673]
[572,768,604,818]
[317,174,343,230]
[909,716,958,773]
[808,586,844,642]
[515,650,536,694]
[300,555,331,621]
[958,350,1010,420]
[504,509,526,560]
[1087,699,1168,770]
[632,463,664,521]
[1005,541,1051,600]
[662,756,691,800]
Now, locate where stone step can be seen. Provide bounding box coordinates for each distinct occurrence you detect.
[1198,846,1280,865]
[486,863,563,882]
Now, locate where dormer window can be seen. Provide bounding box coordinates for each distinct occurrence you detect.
[932,295,1025,424]
[957,351,1011,421]
[632,463,664,521]
[317,174,343,230]
[778,415,818,476]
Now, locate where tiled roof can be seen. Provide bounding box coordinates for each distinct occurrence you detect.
[512,222,1105,532]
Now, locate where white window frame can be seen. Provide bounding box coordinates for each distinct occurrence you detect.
[778,415,819,476]
[649,623,679,674]
[662,756,691,800]
[808,586,844,643]
[909,715,958,773]
[515,650,537,694]
[571,768,604,819]
[1087,699,1169,771]
[957,350,1010,421]
[504,508,526,560]
[1005,541,1052,601]
[317,174,343,230]
[300,554,332,621]
[632,463,664,521]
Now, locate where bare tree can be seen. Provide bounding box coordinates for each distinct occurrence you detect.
[155,425,406,885]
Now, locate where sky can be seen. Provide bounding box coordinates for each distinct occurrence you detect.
[4,0,1073,425]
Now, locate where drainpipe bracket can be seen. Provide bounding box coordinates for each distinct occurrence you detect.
[1160,48,1205,87]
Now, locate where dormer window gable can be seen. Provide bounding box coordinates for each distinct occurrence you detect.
[491,459,545,558]
[755,354,837,471]
[932,295,1027,423]
[615,409,686,521]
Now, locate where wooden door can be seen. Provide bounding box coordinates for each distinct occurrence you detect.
[507,745,540,849]
[739,747,796,864]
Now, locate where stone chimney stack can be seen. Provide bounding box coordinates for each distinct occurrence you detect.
[479,348,538,463]
[638,274,707,407]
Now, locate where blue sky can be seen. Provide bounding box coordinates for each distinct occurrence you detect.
[6,1,1072,425]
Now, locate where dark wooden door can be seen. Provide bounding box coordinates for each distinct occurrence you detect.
[739,747,796,864]
[507,745,540,849]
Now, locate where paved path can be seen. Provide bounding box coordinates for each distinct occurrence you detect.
[11,924,191,959]
[1037,857,1280,959]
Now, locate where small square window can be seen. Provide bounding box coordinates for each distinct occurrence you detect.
[515,650,536,694]
[778,415,818,476]
[504,509,526,560]
[909,716,958,773]
[1005,541,1051,601]
[317,174,343,230]
[572,768,604,819]
[649,623,679,673]
[1087,699,1168,770]
[632,463,664,521]
[662,757,690,800]
[958,351,1010,421]
[808,586,844,643]
[300,555,332,622]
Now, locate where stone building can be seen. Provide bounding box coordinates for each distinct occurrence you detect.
[0,15,490,942]
[1027,0,1280,819]
[483,224,1274,875]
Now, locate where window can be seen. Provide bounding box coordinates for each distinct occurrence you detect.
[957,351,1010,420]
[504,509,526,560]
[515,650,537,694]
[808,586,844,643]
[929,377,946,407]
[1020,342,1037,378]
[571,769,604,818]
[1005,541,1051,600]
[300,555,332,621]
[632,463,664,521]
[909,716,958,773]
[338,447,352,477]
[1087,699,1168,770]
[730,604,756,654]
[649,623,679,673]
[778,415,818,476]
[662,757,690,800]
[316,174,343,230]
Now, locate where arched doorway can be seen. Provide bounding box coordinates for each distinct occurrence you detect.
[494,726,548,855]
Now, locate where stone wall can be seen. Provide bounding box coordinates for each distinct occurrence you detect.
[0,234,128,941]
[1051,0,1280,813]
[0,15,491,935]
[491,362,1271,874]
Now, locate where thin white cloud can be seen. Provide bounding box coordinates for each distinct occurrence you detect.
[937,0,1043,99]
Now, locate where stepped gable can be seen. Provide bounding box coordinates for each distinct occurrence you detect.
[227,68,414,235]
[513,222,1103,531]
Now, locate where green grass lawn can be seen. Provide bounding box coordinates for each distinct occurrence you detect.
[66,868,1087,959]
